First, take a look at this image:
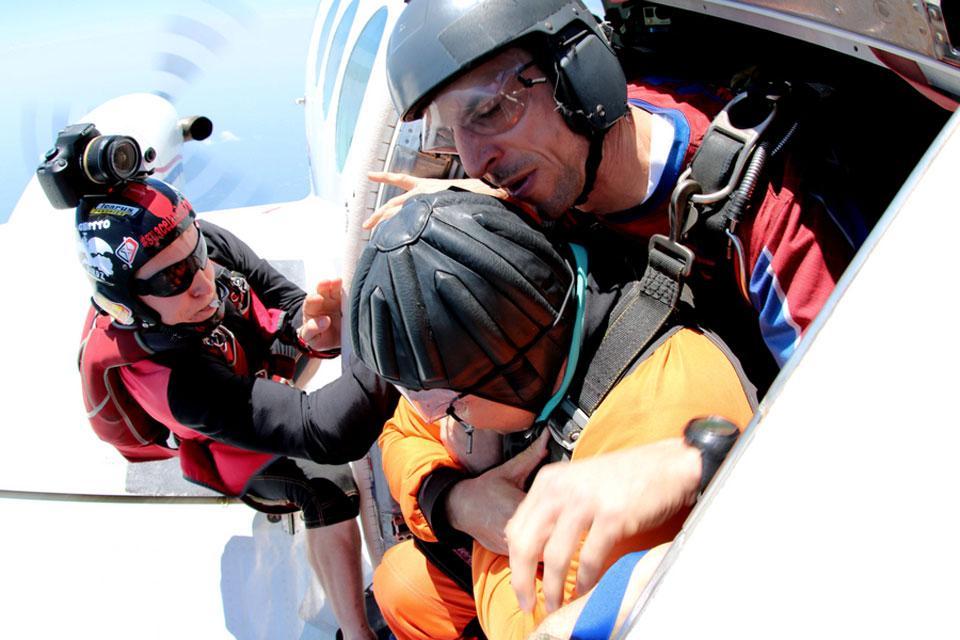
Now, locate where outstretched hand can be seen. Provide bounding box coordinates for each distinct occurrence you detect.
[445,430,549,555]
[299,278,343,353]
[505,439,702,614]
[363,171,507,229]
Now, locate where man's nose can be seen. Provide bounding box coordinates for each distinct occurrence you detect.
[190,264,215,297]
[455,128,500,180]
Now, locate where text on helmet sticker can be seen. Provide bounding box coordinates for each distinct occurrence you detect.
[78,219,111,232]
[89,203,139,217]
[139,200,190,248]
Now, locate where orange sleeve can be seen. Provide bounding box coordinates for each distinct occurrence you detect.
[378,397,466,542]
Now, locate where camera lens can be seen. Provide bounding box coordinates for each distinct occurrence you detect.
[83,135,142,184]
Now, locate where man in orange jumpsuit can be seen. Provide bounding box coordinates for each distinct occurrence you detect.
[349,190,755,639]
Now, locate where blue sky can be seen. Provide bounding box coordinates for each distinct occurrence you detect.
[1,0,611,224]
[0,1,319,223]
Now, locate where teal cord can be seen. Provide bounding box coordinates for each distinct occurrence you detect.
[536,243,587,422]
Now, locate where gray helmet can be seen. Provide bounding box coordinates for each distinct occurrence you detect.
[386,0,627,136]
[350,189,575,408]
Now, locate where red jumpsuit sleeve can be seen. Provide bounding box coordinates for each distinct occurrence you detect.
[378,397,465,542]
[741,157,856,366]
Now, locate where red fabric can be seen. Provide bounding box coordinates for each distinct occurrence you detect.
[78,307,177,462]
[79,295,276,496]
[587,81,856,365]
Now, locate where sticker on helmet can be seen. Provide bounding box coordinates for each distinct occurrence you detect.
[139,201,190,248]
[92,291,134,325]
[89,203,139,217]
[116,237,140,267]
[77,219,111,232]
[77,237,115,282]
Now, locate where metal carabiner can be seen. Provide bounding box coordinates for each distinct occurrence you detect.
[668,176,702,242]
[689,91,779,205]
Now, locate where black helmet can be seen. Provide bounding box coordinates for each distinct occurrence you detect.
[75,178,196,326]
[386,0,627,136]
[350,189,575,408]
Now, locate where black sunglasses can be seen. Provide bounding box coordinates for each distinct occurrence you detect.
[133,226,208,298]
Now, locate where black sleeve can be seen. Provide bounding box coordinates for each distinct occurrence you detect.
[199,219,306,315]
[417,467,473,547]
[166,350,399,464]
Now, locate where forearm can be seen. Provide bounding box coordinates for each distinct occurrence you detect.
[444,477,476,534]
[298,353,399,463]
[203,354,396,462]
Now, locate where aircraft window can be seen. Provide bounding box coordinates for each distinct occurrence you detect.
[313,0,342,90]
[323,0,359,118]
[335,6,388,171]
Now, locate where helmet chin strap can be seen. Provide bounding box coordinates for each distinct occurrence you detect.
[573,132,606,208]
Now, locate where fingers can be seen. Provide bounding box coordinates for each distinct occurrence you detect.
[571,519,620,599]
[505,442,560,613]
[500,428,549,483]
[363,172,424,229]
[303,279,343,317]
[541,506,595,612]
[314,278,343,301]
[362,199,403,229]
[367,170,421,190]
[299,315,333,345]
[507,495,558,613]
[300,278,342,351]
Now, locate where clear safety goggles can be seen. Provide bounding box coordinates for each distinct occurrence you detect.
[134,224,208,298]
[397,385,479,453]
[421,59,547,154]
[397,386,464,425]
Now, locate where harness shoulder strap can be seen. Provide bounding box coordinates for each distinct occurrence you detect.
[574,238,690,413]
[537,236,692,461]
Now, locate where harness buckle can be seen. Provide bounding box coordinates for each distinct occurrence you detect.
[689,91,779,206]
[669,176,702,241]
[544,398,590,454]
[649,234,695,278]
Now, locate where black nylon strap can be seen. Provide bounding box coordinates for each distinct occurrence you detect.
[576,245,685,413]
[689,127,744,193]
[412,537,474,595]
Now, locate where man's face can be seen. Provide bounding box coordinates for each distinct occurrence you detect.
[424,47,590,219]
[134,224,218,326]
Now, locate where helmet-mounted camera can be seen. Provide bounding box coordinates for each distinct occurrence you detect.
[37,123,147,210]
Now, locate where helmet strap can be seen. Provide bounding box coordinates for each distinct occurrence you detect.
[573,132,605,207]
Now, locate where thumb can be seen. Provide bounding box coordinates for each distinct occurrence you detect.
[500,429,549,483]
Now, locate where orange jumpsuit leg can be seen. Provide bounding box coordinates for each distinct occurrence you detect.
[373,540,479,640]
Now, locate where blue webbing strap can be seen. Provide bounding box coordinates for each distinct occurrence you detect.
[570,550,649,640]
